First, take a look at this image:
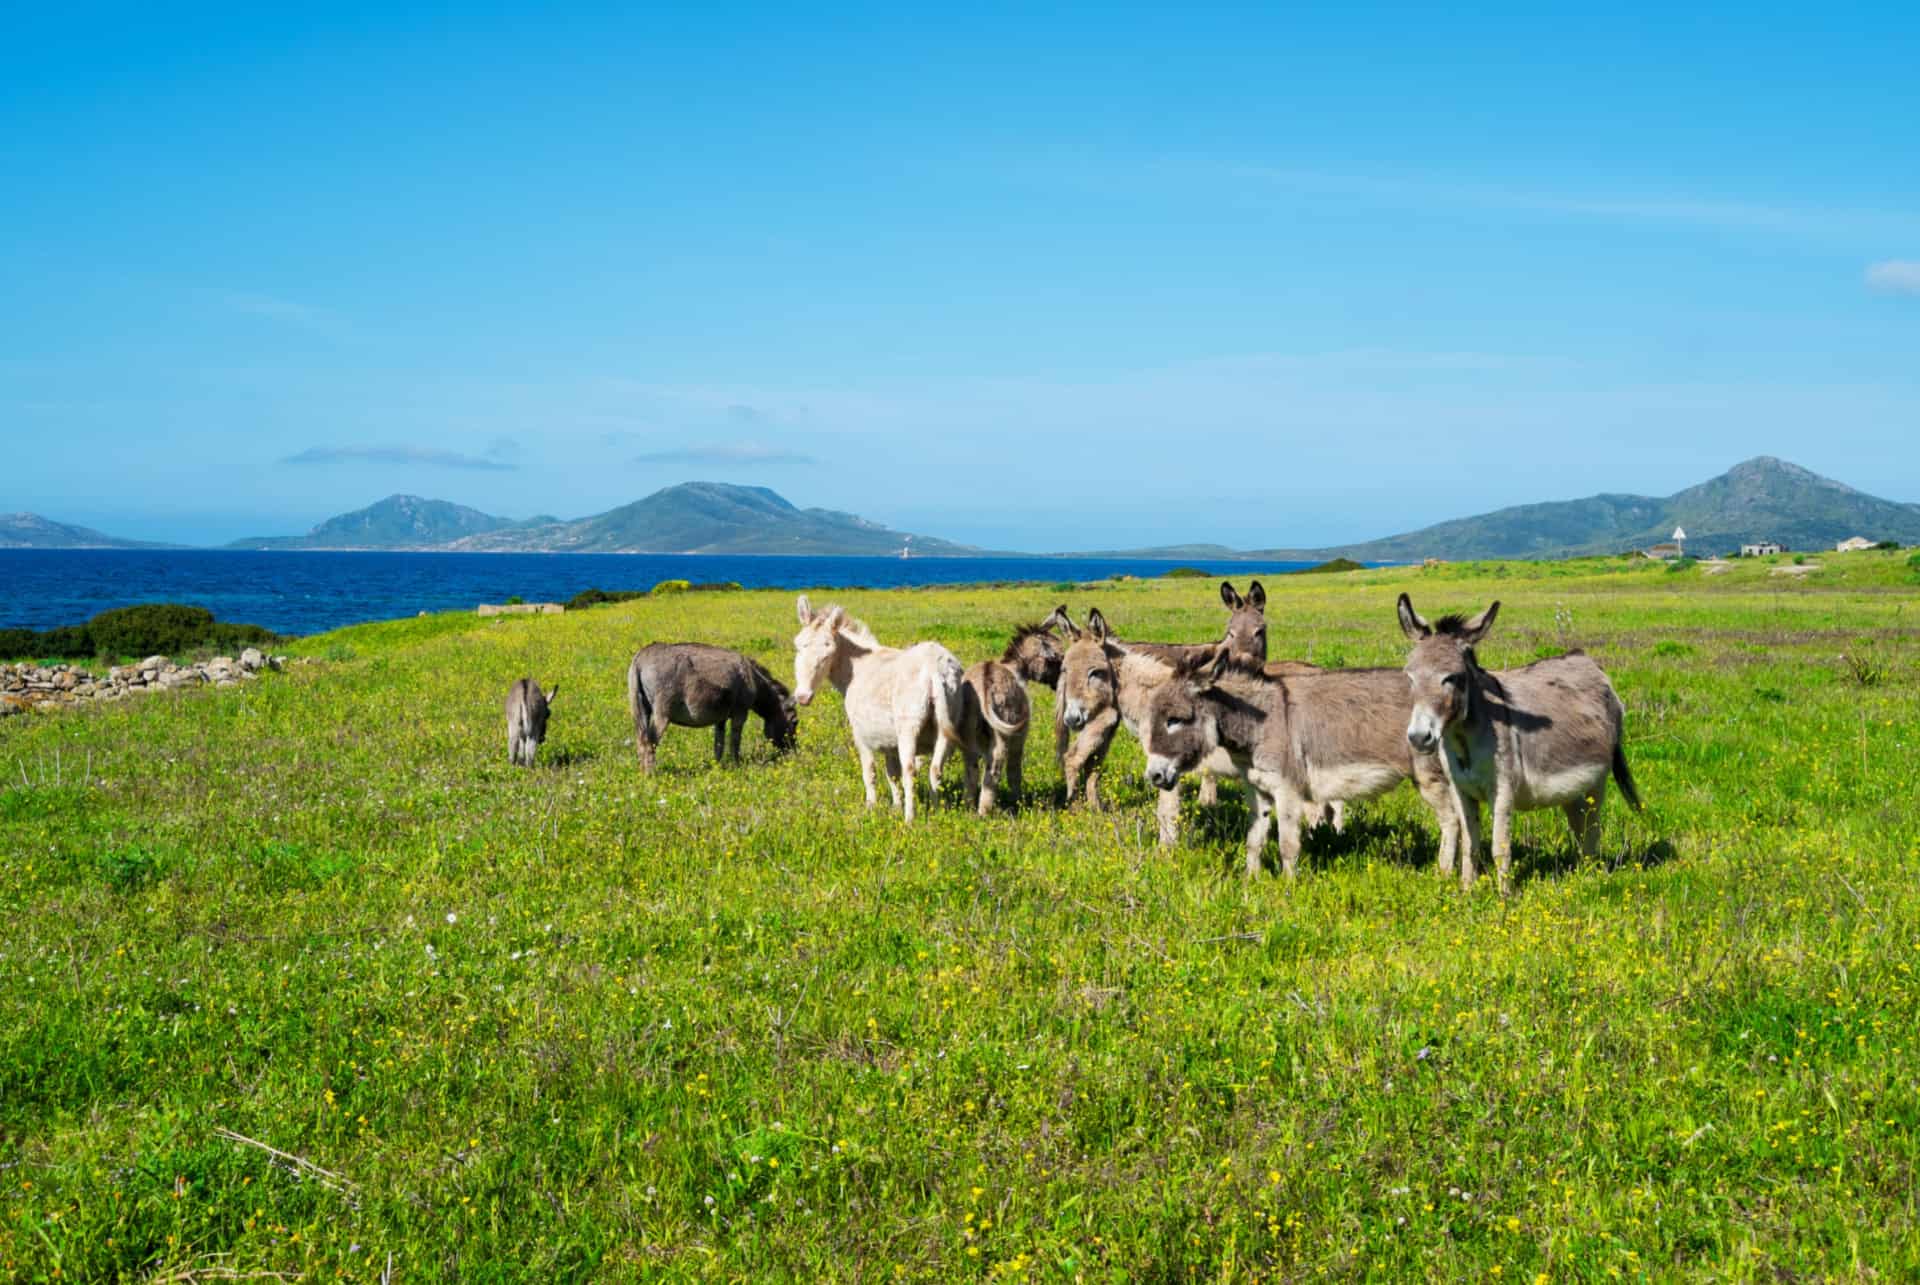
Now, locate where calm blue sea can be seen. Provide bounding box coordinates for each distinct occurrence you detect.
[0,550,1324,636]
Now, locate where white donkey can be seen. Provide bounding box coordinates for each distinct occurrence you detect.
[792,595,966,821]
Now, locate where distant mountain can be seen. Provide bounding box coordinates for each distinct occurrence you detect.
[1092,458,1920,562]
[227,495,531,550]
[446,482,988,556]
[0,512,172,549]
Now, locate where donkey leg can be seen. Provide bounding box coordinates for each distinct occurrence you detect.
[1155,787,1181,848]
[977,739,1000,817]
[896,723,923,822]
[928,732,953,799]
[1006,736,1026,807]
[712,722,727,764]
[1330,800,1347,835]
[1275,798,1307,879]
[636,725,658,773]
[1413,768,1456,877]
[1198,769,1219,808]
[1244,790,1275,876]
[1456,798,1482,891]
[856,743,879,808]
[1565,789,1604,860]
[882,748,904,808]
[1492,785,1516,897]
[729,713,745,763]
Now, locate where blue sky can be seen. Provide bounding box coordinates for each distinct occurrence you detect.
[3,2,1916,548]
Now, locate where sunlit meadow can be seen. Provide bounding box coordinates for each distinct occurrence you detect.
[3,551,1918,1281]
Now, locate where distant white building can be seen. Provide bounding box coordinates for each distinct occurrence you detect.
[1835,536,1874,553]
[1741,540,1783,557]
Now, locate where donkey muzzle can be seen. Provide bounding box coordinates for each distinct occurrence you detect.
[1146,763,1180,791]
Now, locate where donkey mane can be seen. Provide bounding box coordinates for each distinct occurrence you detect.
[1002,620,1055,662]
[812,606,879,646]
[1430,613,1476,637]
[747,656,791,698]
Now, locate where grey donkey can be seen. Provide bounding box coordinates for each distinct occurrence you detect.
[1398,594,1642,895]
[953,618,1068,815]
[506,677,558,767]
[628,642,798,771]
[1135,648,1456,877]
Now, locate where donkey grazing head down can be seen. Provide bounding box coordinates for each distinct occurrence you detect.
[759,670,801,751]
[1397,593,1500,753]
[506,677,559,767]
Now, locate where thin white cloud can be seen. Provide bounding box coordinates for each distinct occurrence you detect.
[630,441,815,466]
[1224,165,1920,243]
[1866,260,1920,294]
[208,289,353,339]
[282,444,516,471]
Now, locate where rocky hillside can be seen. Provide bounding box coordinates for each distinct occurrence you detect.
[226,495,546,550]
[1095,458,1920,561]
[0,513,169,549]
[445,482,987,556]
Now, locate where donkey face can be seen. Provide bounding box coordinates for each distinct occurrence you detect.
[1056,608,1118,730]
[1141,651,1227,790]
[791,594,844,707]
[1219,581,1269,662]
[1398,593,1499,753]
[765,680,800,751]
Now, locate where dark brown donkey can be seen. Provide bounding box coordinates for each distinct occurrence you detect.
[627,642,798,771]
[1398,595,1642,895]
[952,619,1067,815]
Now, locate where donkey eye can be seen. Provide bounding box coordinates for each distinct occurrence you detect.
[1443,674,1465,688]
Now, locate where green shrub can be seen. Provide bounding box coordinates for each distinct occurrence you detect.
[1161,566,1211,579]
[505,595,525,606]
[0,604,279,662]
[85,604,278,659]
[566,587,649,611]
[1296,557,1365,575]
[1664,556,1697,573]
[687,581,744,592]
[650,579,693,595]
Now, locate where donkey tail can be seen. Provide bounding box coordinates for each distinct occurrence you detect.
[627,654,653,737]
[1611,740,1644,811]
[979,668,1029,737]
[931,652,967,745]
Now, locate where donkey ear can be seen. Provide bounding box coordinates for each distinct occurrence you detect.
[1246,580,1266,611]
[1462,601,1501,645]
[1042,605,1080,640]
[796,594,813,626]
[1397,593,1431,641]
[1087,607,1110,641]
[1219,581,1242,610]
[545,683,559,705]
[1188,646,1230,695]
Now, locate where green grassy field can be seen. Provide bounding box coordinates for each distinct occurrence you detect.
[3,552,1918,1281]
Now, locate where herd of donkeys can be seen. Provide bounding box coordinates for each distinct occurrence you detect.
[504,581,1642,895]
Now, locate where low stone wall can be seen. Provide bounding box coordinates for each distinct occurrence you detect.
[477,602,565,617]
[1,647,287,717]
